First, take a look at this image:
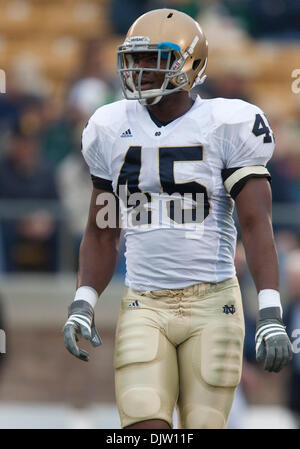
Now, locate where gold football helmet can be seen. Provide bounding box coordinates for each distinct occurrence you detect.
[117,8,208,105]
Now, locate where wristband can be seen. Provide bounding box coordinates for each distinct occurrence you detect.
[74,286,99,308]
[258,289,282,317]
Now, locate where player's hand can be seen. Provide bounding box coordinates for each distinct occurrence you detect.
[62,300,102,362]
[255,307,293,372]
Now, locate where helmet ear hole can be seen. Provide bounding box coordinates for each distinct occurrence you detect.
[192,59,201,71]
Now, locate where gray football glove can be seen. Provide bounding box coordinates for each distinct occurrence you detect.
[255,307,293,372]
[62,300,102,362]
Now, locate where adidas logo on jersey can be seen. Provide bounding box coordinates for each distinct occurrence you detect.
[121,129,133,138]
[128,300,140,309]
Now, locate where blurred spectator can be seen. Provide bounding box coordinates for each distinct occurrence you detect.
[0,124,60,272]
[276,231,300,293]
[167,0,201,18]
[68,77,113,119]
[40,98,76,168]
[268,155,299,204]
[280,151,300,202]
[110,0,166,35]
[222,1,252,32]
[72,39,119,93]
[0,89,76,169]
[0,92,46,156]
[268,151,300,203]
[248,0,300,39]
[197,64,252,102]
[9,55,50,99]
[61,39,119,170]
[56,147,91,262]
[268,148,300,240]
[253,103,300,208]
[68,39,120,114]
[224,0,300,40]
[0,54,50,147]
[196,0,249,50]
[284,250,300,427]
[0,93,19,146]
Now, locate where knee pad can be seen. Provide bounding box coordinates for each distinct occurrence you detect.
[199,322,244,387]
[115,325,163,421]
[114,322,176,428]
[119,387,161,420]
[183,405,226,429]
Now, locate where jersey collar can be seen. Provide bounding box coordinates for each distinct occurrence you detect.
[135,95,202,137]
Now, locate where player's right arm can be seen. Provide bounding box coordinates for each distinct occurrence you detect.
[63,111,121,361]
[77,186,121,294]
[62,186,121,362]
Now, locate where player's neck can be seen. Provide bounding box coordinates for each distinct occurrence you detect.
[146,91,195,125]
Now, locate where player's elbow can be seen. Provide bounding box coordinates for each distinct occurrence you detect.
[82,220,121,250]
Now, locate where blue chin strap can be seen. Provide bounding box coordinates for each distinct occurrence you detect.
[157,41,181,59]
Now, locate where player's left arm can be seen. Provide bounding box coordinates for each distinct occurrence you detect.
[219,101,293,372]
[236,177,278,292]
[235,178,293,372]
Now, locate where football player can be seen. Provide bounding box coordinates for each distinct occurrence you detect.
[62,9,293,429]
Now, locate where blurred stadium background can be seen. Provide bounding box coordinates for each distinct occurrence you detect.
[0,0,300,429]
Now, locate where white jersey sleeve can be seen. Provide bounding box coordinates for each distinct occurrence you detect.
[217,101,274,199]
[81,117,112,181]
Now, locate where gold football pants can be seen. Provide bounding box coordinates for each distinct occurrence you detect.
[114,277,245,429]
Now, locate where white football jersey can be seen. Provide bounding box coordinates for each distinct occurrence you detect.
[82,96,274,290]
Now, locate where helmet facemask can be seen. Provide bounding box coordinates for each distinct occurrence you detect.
[117,37,200,105]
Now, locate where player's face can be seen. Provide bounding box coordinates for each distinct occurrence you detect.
[131,52,167,91]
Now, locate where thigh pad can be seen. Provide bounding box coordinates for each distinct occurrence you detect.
[199,322,244,388]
